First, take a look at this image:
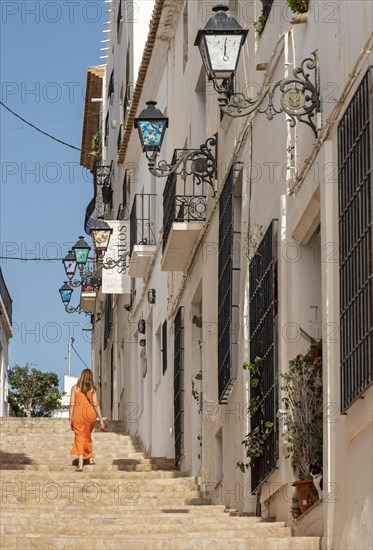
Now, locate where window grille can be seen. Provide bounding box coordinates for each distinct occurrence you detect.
[174,307,184,465]
[249,220,278,492]
[339,67,373,412]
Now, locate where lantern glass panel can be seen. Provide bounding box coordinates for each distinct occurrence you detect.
[64,258,77,278]
[60,288,72,305]
[74,247,89,265]
[92,229,111,252]
[138,120,166,150]
[204,34,242,79]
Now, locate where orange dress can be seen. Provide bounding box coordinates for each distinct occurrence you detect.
[70,388,97,458]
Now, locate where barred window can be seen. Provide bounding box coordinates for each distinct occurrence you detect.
[339,67,373,412]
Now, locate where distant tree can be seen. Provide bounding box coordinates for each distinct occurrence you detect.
[8,364,65,417]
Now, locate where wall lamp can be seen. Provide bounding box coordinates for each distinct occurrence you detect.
[195,4,321,136]
[59,281,91,315]
[134,101,217,191]
[147,289,156,304]
[138,319,146,334]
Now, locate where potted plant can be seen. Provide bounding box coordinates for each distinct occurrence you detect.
[280,342,323,513]
[287,0,309,13]
[237,357,274,472]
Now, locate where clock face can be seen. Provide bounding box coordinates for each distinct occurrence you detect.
[205,34,241,76]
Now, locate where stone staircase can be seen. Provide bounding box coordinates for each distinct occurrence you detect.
[0,418,321,549]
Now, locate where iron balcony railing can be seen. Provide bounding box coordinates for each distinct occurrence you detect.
[0,269,12,325]
[130,194,157,256]
[84,163,113,235]
[162,149,207,252]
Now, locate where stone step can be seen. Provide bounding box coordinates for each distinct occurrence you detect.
[0,534,322,550]
[0,523,292,537]
[1,503,227,514]
[0,469,188,479]
[0,453,163,462]
[0,463,177,472]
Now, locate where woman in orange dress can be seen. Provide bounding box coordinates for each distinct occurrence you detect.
[69,369,105,472]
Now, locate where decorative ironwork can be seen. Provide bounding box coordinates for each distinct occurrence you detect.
[0,268,12,325]
[98,250,130,273]
[217,52,320,136]
[249,220,278,493]
[218,166,240,404]
[130,194,157,256]
[85,164,113,235]
[339,67,373,413]
[64,304,91,316]
[147,136,217,191]
[163,157,207,253]
[174,307,184,465]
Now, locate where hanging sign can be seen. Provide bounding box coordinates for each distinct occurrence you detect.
[101,220,131,295]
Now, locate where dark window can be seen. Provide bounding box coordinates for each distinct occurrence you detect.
[174,307,184,465]
[117,0,122,35]
[104,294,113,349]
[110,345,114,412]
[218,166,240,403]
[108,69,114,97]
[117,123,123,151]
[105,111,109,144]
[339,67,373,413]
[162,320,167,374]
[249,220,278,492]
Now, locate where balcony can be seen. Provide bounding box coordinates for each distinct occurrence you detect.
[80,291,97,313]
[129,194,157,278]
[0,269,12,335]
[161,152,207,271]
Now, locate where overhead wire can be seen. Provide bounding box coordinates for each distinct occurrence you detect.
[0,101,81,151]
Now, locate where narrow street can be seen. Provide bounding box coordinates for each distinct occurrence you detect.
[0,418,321,549]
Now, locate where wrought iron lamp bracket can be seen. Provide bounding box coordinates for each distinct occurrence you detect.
[146,136,217,192]
[98,251,131,274]
[218,52,320,136]
[64,305,91,316]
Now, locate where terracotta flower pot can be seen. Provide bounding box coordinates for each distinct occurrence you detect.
[293,480,319,513]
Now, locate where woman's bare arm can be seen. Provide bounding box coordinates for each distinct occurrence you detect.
[69,385,76,429]
[92,391,105,425]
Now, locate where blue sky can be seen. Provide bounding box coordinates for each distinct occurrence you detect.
[0,1,107,387]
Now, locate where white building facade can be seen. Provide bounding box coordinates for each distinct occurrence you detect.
[0,269,13,417]
[79,2,373,549]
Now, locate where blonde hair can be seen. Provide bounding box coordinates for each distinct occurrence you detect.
[77,369,96,395]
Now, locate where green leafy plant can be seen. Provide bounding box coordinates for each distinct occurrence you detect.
[254,0,274,36]
[280,344,323,479]
[286,0,309,14]
[237,357,274,472]
[8,364,65,417]
[90,131,101,158]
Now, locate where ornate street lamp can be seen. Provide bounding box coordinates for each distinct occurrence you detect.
[194,4,248,84]
[62,250,77,281]
[134,100,168,165]
[138,319,146,334]
[134,101,217,191]
[72,236,91,269]
[90,217,113,254]
[195,4,321,136]
[147,289,156,304]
